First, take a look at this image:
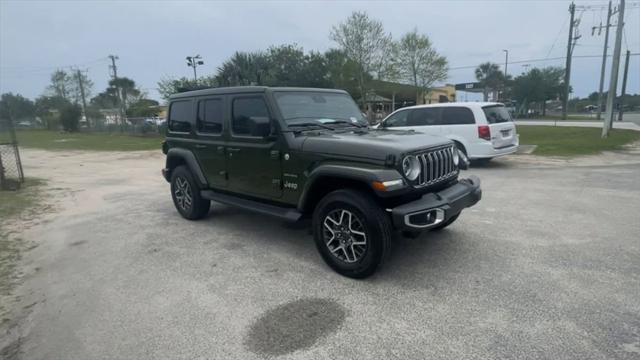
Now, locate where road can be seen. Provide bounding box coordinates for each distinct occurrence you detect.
[2,148,640,359]
[516,119,640,131]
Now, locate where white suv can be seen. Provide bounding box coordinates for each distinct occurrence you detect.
[377,102,519,162]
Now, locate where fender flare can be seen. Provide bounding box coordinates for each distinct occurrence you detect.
[297,164,402,212]
[165,148,208,187]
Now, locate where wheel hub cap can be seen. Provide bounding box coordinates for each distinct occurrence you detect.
[322,209,367,263]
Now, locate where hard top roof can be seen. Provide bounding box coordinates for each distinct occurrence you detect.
[169,86,348,100]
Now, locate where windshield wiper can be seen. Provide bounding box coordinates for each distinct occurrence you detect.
[321,119,367,128]
[287,122,335,131]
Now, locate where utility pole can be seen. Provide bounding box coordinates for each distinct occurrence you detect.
[108,54,125,131]
[75,68,89,128]
[562,2,580,120]
[602,0,624,137]
[502,49,509,102]
[595,1,613,120]
[617,49,630,122]
[186,55,204,82]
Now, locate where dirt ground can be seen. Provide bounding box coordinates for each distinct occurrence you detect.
[1,147,640,359]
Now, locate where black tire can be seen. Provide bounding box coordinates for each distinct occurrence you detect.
[170,165,210,220]
[430,212,460,231]
[312,189,392,279]
[401,231,422,239]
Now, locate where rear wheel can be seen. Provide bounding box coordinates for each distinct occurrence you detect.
[453,141,469,165]
[312,189,391,279]
[170,165,210,220]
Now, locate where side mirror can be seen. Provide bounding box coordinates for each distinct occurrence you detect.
[457,149,469,170]
[248,116,273,138]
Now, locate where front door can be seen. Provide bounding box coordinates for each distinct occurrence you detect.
[226,95,282,199]
[192,96,227,188]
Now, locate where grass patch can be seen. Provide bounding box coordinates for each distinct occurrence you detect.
[0,179,46,316]
[519,114,597,121]
[518,126,640,156]
[14,130,163,151]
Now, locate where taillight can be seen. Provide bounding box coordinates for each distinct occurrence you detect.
[478,125,491,141]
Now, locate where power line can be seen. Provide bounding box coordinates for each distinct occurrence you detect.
[448,53,639,71]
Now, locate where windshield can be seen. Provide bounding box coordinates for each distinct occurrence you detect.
[274,92,367,126]
[483,105,512,124]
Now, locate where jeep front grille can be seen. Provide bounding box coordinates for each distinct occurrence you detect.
[416,145,458,186]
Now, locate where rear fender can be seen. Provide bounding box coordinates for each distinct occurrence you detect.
[165,148,208,187]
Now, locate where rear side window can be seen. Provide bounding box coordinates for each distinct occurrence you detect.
[232,97,270,136]
[441,107,475,125]
[408,108,440,126]
[197,98,223,134]
[483,105,512,124]
[168,100,193,132]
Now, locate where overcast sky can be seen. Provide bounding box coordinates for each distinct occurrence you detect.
[1,0,638,102]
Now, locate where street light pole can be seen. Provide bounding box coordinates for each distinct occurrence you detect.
[502,49,508,79]
[186,55,204,82]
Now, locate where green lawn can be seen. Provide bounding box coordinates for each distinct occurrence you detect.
[518,126,640,156]
[13,130,163,151]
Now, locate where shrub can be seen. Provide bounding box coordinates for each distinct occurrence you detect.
[59,104,81,132]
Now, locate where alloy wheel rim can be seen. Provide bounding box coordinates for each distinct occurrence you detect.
[322,209,367,263]
[174,177,193,211]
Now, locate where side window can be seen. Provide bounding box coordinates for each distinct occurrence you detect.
[441,107,475,125]
[407,108,440,126]
[168,100,193,132]
[197,98,223,134]
[384,110,408,127]
[232,97,270,136]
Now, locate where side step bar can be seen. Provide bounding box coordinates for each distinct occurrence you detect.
[200,190,302,222]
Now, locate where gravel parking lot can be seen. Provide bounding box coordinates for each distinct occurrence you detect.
[2,148,640,359]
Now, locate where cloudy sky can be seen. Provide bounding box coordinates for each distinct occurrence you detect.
[1,0,638,102]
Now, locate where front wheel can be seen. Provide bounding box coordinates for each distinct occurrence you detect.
[312,189,392,279]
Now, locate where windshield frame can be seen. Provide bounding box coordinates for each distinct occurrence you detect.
[271,90,367,130]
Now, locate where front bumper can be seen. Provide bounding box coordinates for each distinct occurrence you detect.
[390,175,482,231]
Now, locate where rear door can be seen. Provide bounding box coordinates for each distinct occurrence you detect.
[192,96,227,188]
[482,105,517,148]
[440,106,477,141]
[226,95,283,199]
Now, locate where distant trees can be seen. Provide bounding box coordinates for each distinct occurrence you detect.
[330,11,394,105]
[394,29,448,102]
[512,66,564,115]
[475,62,507,101]
[0,93,36,121]
[59,103,81,132]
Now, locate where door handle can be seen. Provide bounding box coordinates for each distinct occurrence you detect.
[194,144,207,149]
[227,148,241,153]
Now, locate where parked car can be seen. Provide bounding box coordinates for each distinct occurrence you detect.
[376,102,519,163]
[162,87,482,278]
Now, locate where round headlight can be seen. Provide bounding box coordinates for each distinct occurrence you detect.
[453,148,460,166]
[402,155,421,181]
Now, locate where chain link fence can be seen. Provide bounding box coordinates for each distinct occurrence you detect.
[0,118,24,190]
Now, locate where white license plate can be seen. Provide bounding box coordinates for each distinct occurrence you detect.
[500,130,511,137]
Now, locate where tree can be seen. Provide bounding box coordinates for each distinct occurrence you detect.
[215,51,272,87]
[330,11,394,105]
[35,95,71,130]
[69,70,93,106]
[475,62,505,101]
[59,103,81,132]
[157,76,217,102]
[127,98,160,117]
[0,93,36,121]
[395,29,448,102]
[324,49,362,98]
[47,70,73,100]
[512,66,564,115]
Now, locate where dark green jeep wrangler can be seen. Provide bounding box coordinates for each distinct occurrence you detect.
[162,87,481,278]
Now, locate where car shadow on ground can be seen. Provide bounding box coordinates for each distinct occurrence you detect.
[195,202,471,283]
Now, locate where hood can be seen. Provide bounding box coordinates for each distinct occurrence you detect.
[301,129,451,160]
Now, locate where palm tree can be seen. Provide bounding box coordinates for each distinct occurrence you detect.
[475,62,505,101]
